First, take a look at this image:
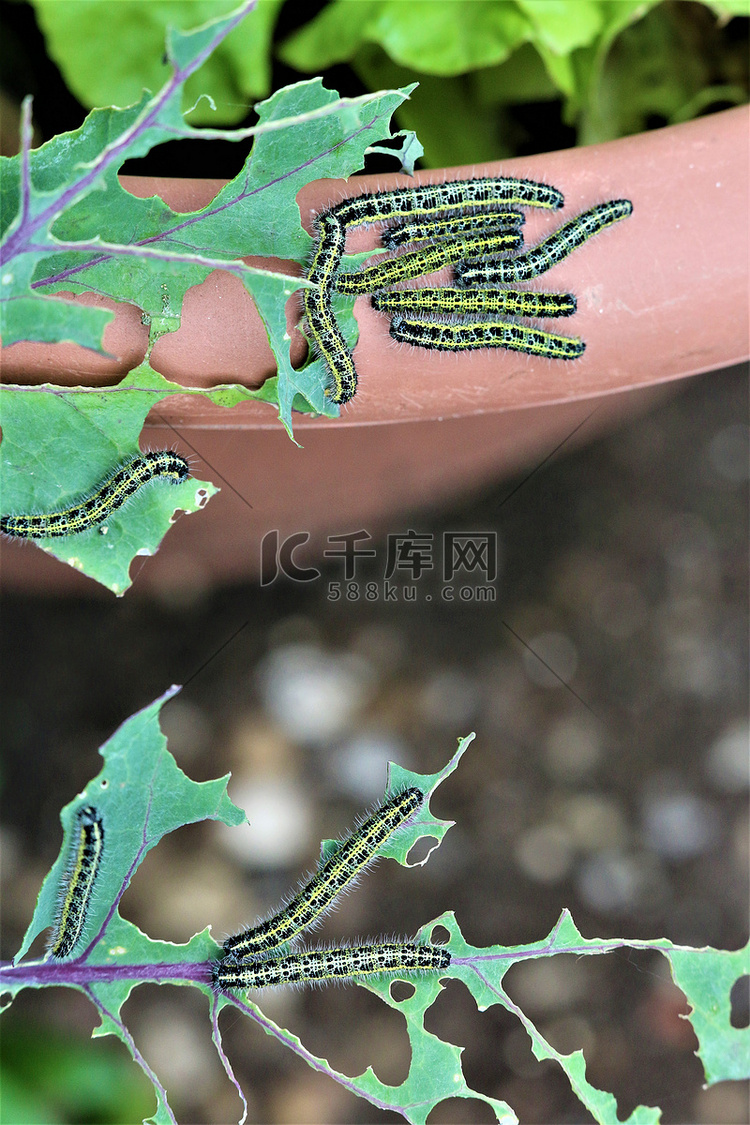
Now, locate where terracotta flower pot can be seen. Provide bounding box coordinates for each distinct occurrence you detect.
[2,106,747,593]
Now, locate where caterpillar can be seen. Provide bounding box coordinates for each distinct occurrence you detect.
[307,212,347,289]
[455,199,634,287]
[305,176,565,403]
[222,787,424,962]
[0,450,190,539]
[47,806,104,961]
[335,229,522,296]
[389,314,585,360]
[302,211,357,405]
[381,209,525,251]
[328,176,564,230]
[373,288,577,319]
[213,941,450,991]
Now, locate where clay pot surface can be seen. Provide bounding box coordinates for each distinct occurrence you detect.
[2,107,747,591]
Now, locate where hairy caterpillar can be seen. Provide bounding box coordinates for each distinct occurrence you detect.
[329,177,564,230]
[389,314,585,360]
[222,787,424,962]
[302,211,357,405]
[213,941,450,991]
[304,176,565,403]
[456,199,634,287]
[47,806,104,961]
[381,209,525,250]
[335,229,522,296]
[0,451,190,539]
[373,288,577,318]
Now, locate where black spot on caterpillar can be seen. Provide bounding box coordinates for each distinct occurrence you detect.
[213,941,450,991]
[335,229,522,296]
[47,806,104,960]
[373,288,577,319]
[0,451,190,539]
[389,314,585,360]
[455,200,634,287]
[222,787,424,962]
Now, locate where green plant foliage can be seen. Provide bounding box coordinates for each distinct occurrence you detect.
[0,1020,154,1124]
[1,6,411,396]
[0,381,218,595]
[11,686,245,968]
[3,687,244,1125]
[707,0,750,13]
[29,0,287,125]
[280,0,749,166]
[1,2,417,590]
[449,910,750,1121]
[282,0,534,75]
[667,944,750,1082]
[570,0,750,143]
[3,703,748,1125]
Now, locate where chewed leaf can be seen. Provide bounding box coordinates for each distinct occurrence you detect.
[416,911,664,1125]
[1,5,417,558]
[317,733,474,867]
[665,942,750,1084]
[1,2,417,596]
[1,55,412,429]
[3,683,746,1125]
[380,731,474,865]
[14,685,244,968]
[215,926,514,1125]
[0,382,218,595]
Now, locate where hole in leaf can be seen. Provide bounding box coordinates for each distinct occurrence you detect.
[429,923,451,946]
[427,1095,498,1123]
[730,975,750,1029]
[425,977,521,1105]
[389,979,416,1002]
[302,984,412,1085]
[407,834,439,865]
[504,952,591,1015]
[503,950,706,1122]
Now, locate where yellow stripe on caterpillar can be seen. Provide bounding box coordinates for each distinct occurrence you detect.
[48,806,104,960]
[0,452,190,539]
[336,229,522,296]
[456,200,633,287]
[222,787,424,962]
[390,314,585,360]
[373,288,577,318]
[214,941,450,991]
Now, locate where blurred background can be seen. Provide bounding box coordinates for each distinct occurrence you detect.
[2,0,748,169]
[2,363,748,1122]
[1,2,749,1123]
